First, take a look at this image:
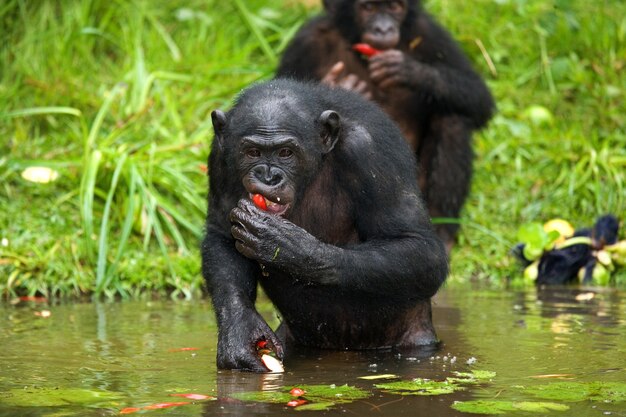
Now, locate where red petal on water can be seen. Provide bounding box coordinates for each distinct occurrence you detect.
[19,296,48,302]
[120,407,141,414]
[169,393,213,400]
[168,347,200,352]
[143,401,190,410]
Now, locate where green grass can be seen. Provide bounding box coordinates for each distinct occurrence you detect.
[1,0,625,298]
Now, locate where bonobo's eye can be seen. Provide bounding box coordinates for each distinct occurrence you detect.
[361,2,375,12]
[278,148,293,158]
[388,1,404,13]
[245,148,261,158]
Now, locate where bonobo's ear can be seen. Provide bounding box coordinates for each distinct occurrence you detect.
[318,110,341,154]
[211,110,227,149]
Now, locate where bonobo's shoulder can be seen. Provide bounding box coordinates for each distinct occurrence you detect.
[292,14,341,42]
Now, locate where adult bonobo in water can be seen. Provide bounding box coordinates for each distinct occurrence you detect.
[276,0,495,250]
[202,79,448,371]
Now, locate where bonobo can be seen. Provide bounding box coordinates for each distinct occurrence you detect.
[202,79,448,371]
[276,0,495,249]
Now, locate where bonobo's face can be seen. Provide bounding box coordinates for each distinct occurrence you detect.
[354,0,408,50]
[212,86,340,220]
[236,130,305,217]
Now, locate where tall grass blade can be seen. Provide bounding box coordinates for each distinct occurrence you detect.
[232,0,277,64]
[0,107,82,119]
[95,152,128,294]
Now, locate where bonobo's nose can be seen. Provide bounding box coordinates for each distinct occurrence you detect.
[253,165,284,186]
[374,19,395,36]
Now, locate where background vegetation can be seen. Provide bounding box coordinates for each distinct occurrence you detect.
[1,0,625,298]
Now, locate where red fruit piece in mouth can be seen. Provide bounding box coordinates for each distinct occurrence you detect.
[252,193,268,210]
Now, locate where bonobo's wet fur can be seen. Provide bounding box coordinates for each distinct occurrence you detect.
[202,79,448,371]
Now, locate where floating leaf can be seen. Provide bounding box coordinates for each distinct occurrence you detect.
[524,381,626,403]
[0,387,122,407]
[232,384,370,409]
[451,370,496,381]
[294,401,336,411]
[358,374,399,380]
[452,400,569,415]
[375,378,462,396]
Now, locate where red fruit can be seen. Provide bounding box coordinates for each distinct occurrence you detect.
[256,340,268,349]
[352,43,381,57]
[286,399,308,407]
[252,193,268,210]
[289,387,306,397]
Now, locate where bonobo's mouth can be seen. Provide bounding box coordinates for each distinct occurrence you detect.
[362,34,400,51]
[249,193,289,217]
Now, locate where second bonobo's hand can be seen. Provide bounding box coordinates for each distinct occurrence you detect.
[217,307,284,372]
[322,62,372,99]
[369,50,428,90]
[230,199,337,281]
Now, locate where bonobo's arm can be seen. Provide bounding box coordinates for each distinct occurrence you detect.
[202,223,284,371]
[230,197,447,300]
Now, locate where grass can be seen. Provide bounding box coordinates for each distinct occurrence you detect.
[0,0,625,298]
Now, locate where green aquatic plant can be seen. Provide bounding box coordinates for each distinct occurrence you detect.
[375,370,496,396]
[232,384,370,410]
[524,381,626,403]
[451,400,569,415]
[375,378,462,396]
[0,387,122,408]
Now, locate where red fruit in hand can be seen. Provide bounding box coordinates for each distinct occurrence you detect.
[289,387,306,397]
[352,43,381,57]
[252,194,268,210]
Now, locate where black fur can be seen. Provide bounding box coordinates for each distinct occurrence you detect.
[202,79,448,371]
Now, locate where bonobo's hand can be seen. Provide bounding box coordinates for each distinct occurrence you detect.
[217,308,284,372]
[369,50,428,90]
[322,62,372,99]
[230,199,336,280]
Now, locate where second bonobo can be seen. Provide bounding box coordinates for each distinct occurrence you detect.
[276,0,495,249]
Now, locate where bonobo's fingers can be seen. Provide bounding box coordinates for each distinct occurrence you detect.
[368,50,404,84]
[265,332,285,360]
[322,61,345,86]
[354,80,372,99]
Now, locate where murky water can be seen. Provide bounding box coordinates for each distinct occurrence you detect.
[1,286,625,416]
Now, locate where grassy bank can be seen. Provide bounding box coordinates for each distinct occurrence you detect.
[1,0,625,297]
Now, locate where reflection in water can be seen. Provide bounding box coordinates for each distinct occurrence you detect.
[0,288,625,416]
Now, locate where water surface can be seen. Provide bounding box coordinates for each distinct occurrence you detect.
[1,287,625,416]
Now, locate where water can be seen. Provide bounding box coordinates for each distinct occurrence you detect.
[1,287,625,416]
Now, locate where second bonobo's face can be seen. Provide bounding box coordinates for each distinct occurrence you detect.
[237,129,313,217]
[355,0,408,50]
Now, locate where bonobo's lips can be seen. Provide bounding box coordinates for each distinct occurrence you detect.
[249,193,289,216]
